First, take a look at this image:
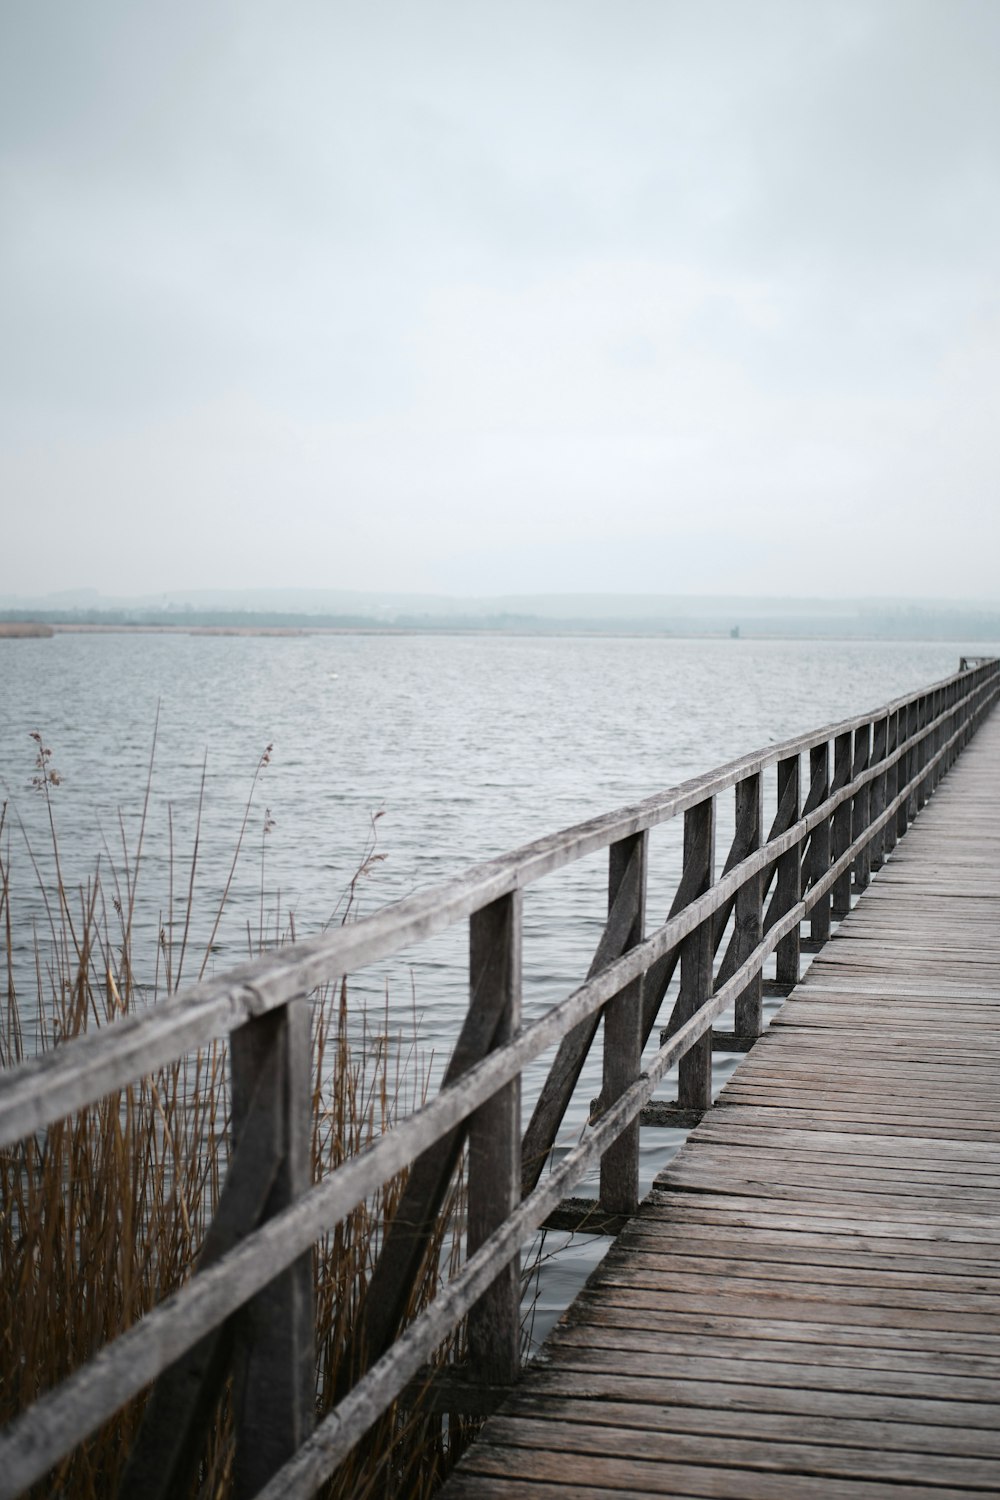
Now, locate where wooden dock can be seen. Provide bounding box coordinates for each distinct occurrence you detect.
[3,661,998,1499]
[443,714,1000,1495]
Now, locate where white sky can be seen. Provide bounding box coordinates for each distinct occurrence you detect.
[2,0,999,599]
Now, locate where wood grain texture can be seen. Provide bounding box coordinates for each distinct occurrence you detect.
[443,707,1000,1499]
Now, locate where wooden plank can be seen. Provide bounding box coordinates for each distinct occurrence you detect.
[560,1304,1000,1363]
[524,1343,1000,1401]
[448,1451,989,1500]
[500,1393,1000,1457]
[467,1416,1000,1488]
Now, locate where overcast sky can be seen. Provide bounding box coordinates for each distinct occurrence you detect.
[2,1,998,600]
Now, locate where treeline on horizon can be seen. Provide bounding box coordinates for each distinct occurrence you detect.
[3,604,1000,641]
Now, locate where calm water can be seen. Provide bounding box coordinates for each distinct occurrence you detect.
[1,630,990,1334]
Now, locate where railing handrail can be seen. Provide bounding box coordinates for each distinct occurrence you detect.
[2,655,999,1500]
[0,659,990,1147]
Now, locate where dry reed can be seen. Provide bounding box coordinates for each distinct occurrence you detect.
[0,734,476,1498]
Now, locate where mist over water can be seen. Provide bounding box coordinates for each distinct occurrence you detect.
[1,631,987,1338]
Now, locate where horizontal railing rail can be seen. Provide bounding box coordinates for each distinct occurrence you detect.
[1,656,998,1499]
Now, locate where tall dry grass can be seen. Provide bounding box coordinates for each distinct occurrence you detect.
[0,734,475,1498]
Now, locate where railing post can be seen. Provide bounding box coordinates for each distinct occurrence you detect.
[230,999,315,1500]
[916,694,931,810]
[929,687,942,794]
[733,773,764,1038]
[895,709,909,839]
[774,755,801,987]
[467,891,522,1385]
[852,723,872,892]
[831,731,853,916]
[884,711,900,857]
[600,832,648,1216]
[807,743,831,942]
[870,715,889,872]
[898,702,915,836]
[677,797,715,1113]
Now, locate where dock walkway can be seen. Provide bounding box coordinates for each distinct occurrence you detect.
[444,712,1000,1495]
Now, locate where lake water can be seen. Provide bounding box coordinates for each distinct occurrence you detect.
[1,630,991,1337]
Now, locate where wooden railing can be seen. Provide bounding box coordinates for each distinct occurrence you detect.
[1,658,998,1499]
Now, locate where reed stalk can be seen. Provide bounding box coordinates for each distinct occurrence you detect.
[0,737,475,1498]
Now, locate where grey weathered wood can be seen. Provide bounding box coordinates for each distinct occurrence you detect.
[676,798,715,1112]
[916,692,931,809]
[541,1196,632,1236]
[120,1043,284,1500]
[852,722,872,890]
[230,998,315,1499]
[637,851,713,1048]
[869,715,889,872]
[720,774,763,1037]
[521,838,645,1195]
[351,894,520,1388]
[758,767,802,939]
[467,892,523,1385]
[830,730,854,915]
[806,743,831,941]
[884,707,900,857]
[599,833,648,1215]
[897,702,915,836]
[774,755,801,987]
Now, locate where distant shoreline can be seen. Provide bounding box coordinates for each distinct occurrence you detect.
[0,619,996,645]
[0,621,54,638]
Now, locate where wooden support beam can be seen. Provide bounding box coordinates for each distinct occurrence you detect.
[884,709,900,857]
[731,772,764,1039]
[467,892,522,1386]
[831,730,853,915]
[521,839,645,1196]
[353,895,519,1387]
[676,798,715,1114]
[852,722,872,891]
[806,742,831,942]
[599,833,648,1216]
[711,1030,757,1052]
[540,1196,632,1236]
[639,1101,706,1129]
[774,755,801,988]
[120,1048,284,1500]
[230,999,315,1500]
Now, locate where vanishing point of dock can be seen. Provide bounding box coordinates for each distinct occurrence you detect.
[445,703,1000,1496]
